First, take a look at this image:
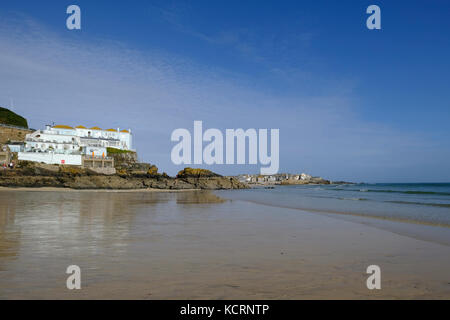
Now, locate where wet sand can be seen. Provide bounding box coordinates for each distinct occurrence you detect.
[0,190,449,299]
[0,186,200,192]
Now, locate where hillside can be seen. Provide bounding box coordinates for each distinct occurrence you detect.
[0,107,28,128]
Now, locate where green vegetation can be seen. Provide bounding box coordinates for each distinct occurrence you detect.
[59,165,85,176]
[0,107,28,128]
[106,147,135,154]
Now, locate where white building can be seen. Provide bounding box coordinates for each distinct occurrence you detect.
[6,142,24,153]
[300,173,312,180]
[18,124,133,165]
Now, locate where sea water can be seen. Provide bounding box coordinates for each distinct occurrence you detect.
[219,183,450,226]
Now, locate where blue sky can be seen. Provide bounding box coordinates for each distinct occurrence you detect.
[0,0,449,181]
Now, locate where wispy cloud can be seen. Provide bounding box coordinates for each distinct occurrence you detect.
[0,15,448,181]
[150,2,315,69]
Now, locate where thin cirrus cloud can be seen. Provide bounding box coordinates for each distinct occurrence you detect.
[0,16,448,182]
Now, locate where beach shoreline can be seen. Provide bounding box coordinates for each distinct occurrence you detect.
[0,186,201,193]
[1,189,450,299]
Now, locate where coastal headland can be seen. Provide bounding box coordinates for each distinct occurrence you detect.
[0,162,247,190]
[237,172,352,186]
[0,108,344,190]
[0,107,249,190]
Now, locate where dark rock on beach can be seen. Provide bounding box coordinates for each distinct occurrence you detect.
[0,162,248,190]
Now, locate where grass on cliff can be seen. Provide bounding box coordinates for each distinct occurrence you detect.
[0,107,28,128]
[107,147,135,154]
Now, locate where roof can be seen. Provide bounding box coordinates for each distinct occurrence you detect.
[53,125,74,129]
[51,125,127,132]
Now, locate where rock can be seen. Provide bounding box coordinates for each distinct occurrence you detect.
[147,165,158,176]
[176,167,221,178]
[309,177,330,184]
[280,176,331,185]
[178,176,247,190]
[108,149,138,168]
[0,162,248,190]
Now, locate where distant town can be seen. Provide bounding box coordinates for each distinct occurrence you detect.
[236,173,340,185]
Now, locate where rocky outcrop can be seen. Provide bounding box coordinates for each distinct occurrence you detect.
[0,162,248,190]
[176,167,221,178]
[108,149,138,168]
[280,176,331,185]
[177,176,245,190]
[174,168,244,189]
[0,125,32,144]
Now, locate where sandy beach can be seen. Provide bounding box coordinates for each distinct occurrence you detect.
[0,189,449,299]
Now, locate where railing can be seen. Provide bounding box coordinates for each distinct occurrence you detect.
[82,155,113,160]
[24,150,83,155]
[25,139,74,143]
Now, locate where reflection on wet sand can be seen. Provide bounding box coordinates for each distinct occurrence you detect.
[1,189,450,299]
[0,190,222,261]
[175,191,225,204]
[0,190,228,298]
[0,194,20,267]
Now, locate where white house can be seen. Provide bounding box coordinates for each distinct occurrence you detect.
[18,124,133,165]
[300,173,312,180]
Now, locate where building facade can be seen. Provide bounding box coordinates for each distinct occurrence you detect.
[18,124,133,165]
